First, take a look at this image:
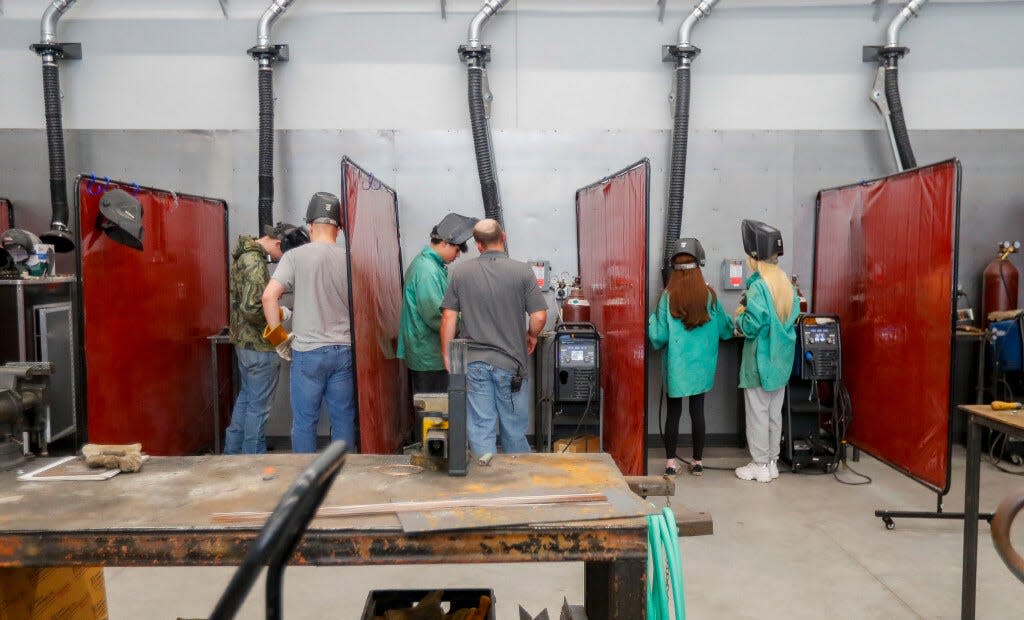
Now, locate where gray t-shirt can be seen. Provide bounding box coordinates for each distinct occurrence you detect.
[441,250,548,373]
[272,240,351,352]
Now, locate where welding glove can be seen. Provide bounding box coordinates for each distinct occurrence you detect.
[81,443,144,473]
[263,323,294,362]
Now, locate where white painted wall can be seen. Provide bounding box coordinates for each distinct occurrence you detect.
[0,1,1023,131]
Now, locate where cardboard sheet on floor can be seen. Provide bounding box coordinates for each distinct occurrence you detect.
[814,160,960,491]
[77,177,229,455]
[341,158,410,454]
[575,160,651,475]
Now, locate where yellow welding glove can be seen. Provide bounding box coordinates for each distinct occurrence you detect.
[262,324,293,362]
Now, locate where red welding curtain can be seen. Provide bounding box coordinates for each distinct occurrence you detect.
[575,160,650,475]
[342,158,410,454]
[814,160,960,491]
[78,177,229,455]
[0,198,11,232]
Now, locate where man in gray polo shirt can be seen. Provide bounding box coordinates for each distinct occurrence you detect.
[261,192,354,453]
[440,219,548,456]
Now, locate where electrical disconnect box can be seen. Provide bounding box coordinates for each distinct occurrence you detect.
[720,258,745,290]
[528,260,552,291]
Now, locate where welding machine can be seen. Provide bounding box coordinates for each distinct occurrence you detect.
[782,314,843,472]
[534,323,602,452]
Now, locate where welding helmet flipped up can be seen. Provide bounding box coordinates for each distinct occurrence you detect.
[670,237,706,270]
[97,189,144,250]
[431,213,479,253]
[741,219,783,262]
[305,192,342,227]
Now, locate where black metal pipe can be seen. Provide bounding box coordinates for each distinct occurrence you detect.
[467,62,502,227]
[884,57,917,170]
[663,63,691,279]
[258,65,274,231]
[41,58,74,252]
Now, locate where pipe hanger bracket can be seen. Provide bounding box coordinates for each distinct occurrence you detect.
[29,42,81,60]
[862,45,908,64]
[247,44,289,63]
[458,44,492,64]
[662,44,701,63]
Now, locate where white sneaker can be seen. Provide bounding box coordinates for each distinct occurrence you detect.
[769,460,780,479]
[735,462,772,483]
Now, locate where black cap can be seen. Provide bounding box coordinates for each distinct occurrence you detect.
[305,192,342,227]
[97,189,144,250]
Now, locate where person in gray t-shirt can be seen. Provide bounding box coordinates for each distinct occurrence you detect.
[262,192,355,453]
[441,219,548,456]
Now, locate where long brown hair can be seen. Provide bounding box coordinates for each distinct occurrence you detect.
[666,254,716,330]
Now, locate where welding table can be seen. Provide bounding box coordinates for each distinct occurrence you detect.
[958,404,1024,620]
[0,452,711,619]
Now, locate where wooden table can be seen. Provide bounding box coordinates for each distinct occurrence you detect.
[0,453,712,619]
[957,404,1024,619]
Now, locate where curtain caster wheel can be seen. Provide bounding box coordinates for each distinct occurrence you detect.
[883,517,895,530]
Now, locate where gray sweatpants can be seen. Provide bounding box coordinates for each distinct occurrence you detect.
[744,386,786,464]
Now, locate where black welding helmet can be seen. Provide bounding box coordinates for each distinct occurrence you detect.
[305,192,342,227]
[263,221,310,253]
[431,213,479,253]
[741,219,783,261]
[670,237,706,269]
[97,189,144,250]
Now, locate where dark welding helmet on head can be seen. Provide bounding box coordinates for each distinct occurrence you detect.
[670,237,706,269]
[305,192,342,227]
[431,213,479,253]
[741,219,783,261]
[97,189,144,250]
[263,221,310,253]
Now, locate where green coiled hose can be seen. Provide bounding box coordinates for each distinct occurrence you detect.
[647,506,686,620]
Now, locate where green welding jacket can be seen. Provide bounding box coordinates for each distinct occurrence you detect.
[229,235,274,352]
[737,272,799,392]
[397,246,449,372]
[648,290,735,398]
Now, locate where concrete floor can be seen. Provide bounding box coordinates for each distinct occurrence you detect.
[103,446,1024,619]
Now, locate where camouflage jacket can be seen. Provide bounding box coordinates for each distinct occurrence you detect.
[229,236,273,351]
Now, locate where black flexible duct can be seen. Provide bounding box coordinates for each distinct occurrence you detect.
[258,65,274,232]
[663,63,691,280]
[884,58,917,170]
[467,63,502,226]
[41,60,73,252]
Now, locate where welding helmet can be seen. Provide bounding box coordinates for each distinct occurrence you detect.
[263,221,310,253]
[741,219,783,261]
[0,228,45,274]
[431,213,479,253]
[97,189,144,250]
[305,192,342,227]
[670,237,705,269]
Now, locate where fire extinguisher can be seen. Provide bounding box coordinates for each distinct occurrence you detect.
[983,241,1021,326]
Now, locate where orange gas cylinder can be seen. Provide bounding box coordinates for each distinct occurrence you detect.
[562,288,591,323]
[983,242,1020,325]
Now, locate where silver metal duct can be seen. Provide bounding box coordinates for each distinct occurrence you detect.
[257,0,297,50]
[467,0,512,49]
[679,0,721,47]
[886,0,930,48]
[40,0,77,45]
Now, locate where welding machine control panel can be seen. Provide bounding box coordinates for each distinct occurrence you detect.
[797,318,841,381]
[558,341,597,368]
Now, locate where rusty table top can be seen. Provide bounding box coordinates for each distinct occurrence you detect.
[0,453,711,568]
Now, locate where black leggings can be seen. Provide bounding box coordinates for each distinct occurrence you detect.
[664,393,706,461]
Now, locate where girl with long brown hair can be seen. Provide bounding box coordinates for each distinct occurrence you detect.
[648,238,734,475]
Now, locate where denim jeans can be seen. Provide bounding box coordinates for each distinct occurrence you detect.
[224,347,281,455]
[466,361,531,456]
[290,345,355,453]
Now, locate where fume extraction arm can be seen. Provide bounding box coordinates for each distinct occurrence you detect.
[459,0,511,228]
[660,0,720,283]
[30,0,82,253]
[864,0,930,172]
[249,0,296,232]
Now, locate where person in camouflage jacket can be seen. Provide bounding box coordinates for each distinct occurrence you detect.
[225,224,301,454]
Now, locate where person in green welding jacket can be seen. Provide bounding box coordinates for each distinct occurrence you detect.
[648,238,734,477]
[397,213,479,394]
[733,220,800,484]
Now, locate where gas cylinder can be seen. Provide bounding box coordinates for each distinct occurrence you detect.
[983,241,1021,325]
[562,288,591,324]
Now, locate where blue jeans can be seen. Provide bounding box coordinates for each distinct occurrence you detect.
[466,361,531,456]
[224,348,280,455]
[290,345,355,453]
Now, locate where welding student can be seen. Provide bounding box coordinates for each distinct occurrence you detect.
[398,213,479,394]
[224,222,305,455]
[262,192,355,453]
[648,238,734,476]
[439,219,548,456]
[733,220,799,483]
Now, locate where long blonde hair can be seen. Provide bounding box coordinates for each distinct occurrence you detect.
[748,257,793,322]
